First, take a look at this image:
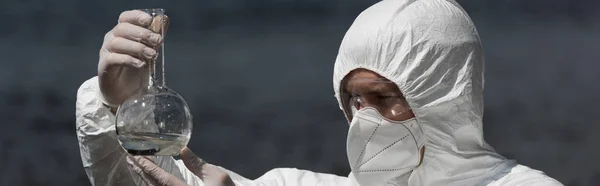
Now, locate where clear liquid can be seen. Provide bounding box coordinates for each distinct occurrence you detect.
[118,133,189,156]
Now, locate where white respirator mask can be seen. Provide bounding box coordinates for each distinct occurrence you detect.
[346,107,427,186]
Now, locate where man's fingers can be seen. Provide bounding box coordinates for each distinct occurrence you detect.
[113,22,162,47]
[200,164,236,186]
[127,156,164,185]
[179,148,236,186]
[128,156,188,186]
[103,52,145,68]
[107,37,157,60]
[118,10,153,27]
[181,147,210,178]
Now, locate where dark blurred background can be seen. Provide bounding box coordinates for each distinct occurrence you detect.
[1,0,599,185]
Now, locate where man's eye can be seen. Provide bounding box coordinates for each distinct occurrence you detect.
[349,95,361,103]
[349,95,363,107]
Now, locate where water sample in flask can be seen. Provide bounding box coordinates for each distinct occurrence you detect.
[115,8,193,156]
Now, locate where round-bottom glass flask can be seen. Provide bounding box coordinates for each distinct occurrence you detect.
[115,8,193,156]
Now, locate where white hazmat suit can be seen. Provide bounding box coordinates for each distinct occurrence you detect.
[76,0,563,185]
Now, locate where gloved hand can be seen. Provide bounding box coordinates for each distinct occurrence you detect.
[127,147,236,186]
[98,9,167,107]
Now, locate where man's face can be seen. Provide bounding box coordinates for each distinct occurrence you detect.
[342,69,425,165]
[341,69,415,122]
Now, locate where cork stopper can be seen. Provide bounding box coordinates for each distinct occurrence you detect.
[148,14,169,36]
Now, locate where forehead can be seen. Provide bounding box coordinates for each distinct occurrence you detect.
[345,69,382,79]
[343,69,397,93]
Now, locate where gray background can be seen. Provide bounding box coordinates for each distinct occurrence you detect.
[1,0,599,185]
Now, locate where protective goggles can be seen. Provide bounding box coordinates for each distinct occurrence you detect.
[340,78,412,121]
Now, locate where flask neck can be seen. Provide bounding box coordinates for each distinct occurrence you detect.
[146,9,167,88]
[149,47,165,88]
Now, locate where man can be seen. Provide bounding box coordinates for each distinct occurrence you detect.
[76,0,564,185]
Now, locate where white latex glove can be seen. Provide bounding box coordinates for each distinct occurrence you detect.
[127,147,236,186]
[98,10,167,107]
